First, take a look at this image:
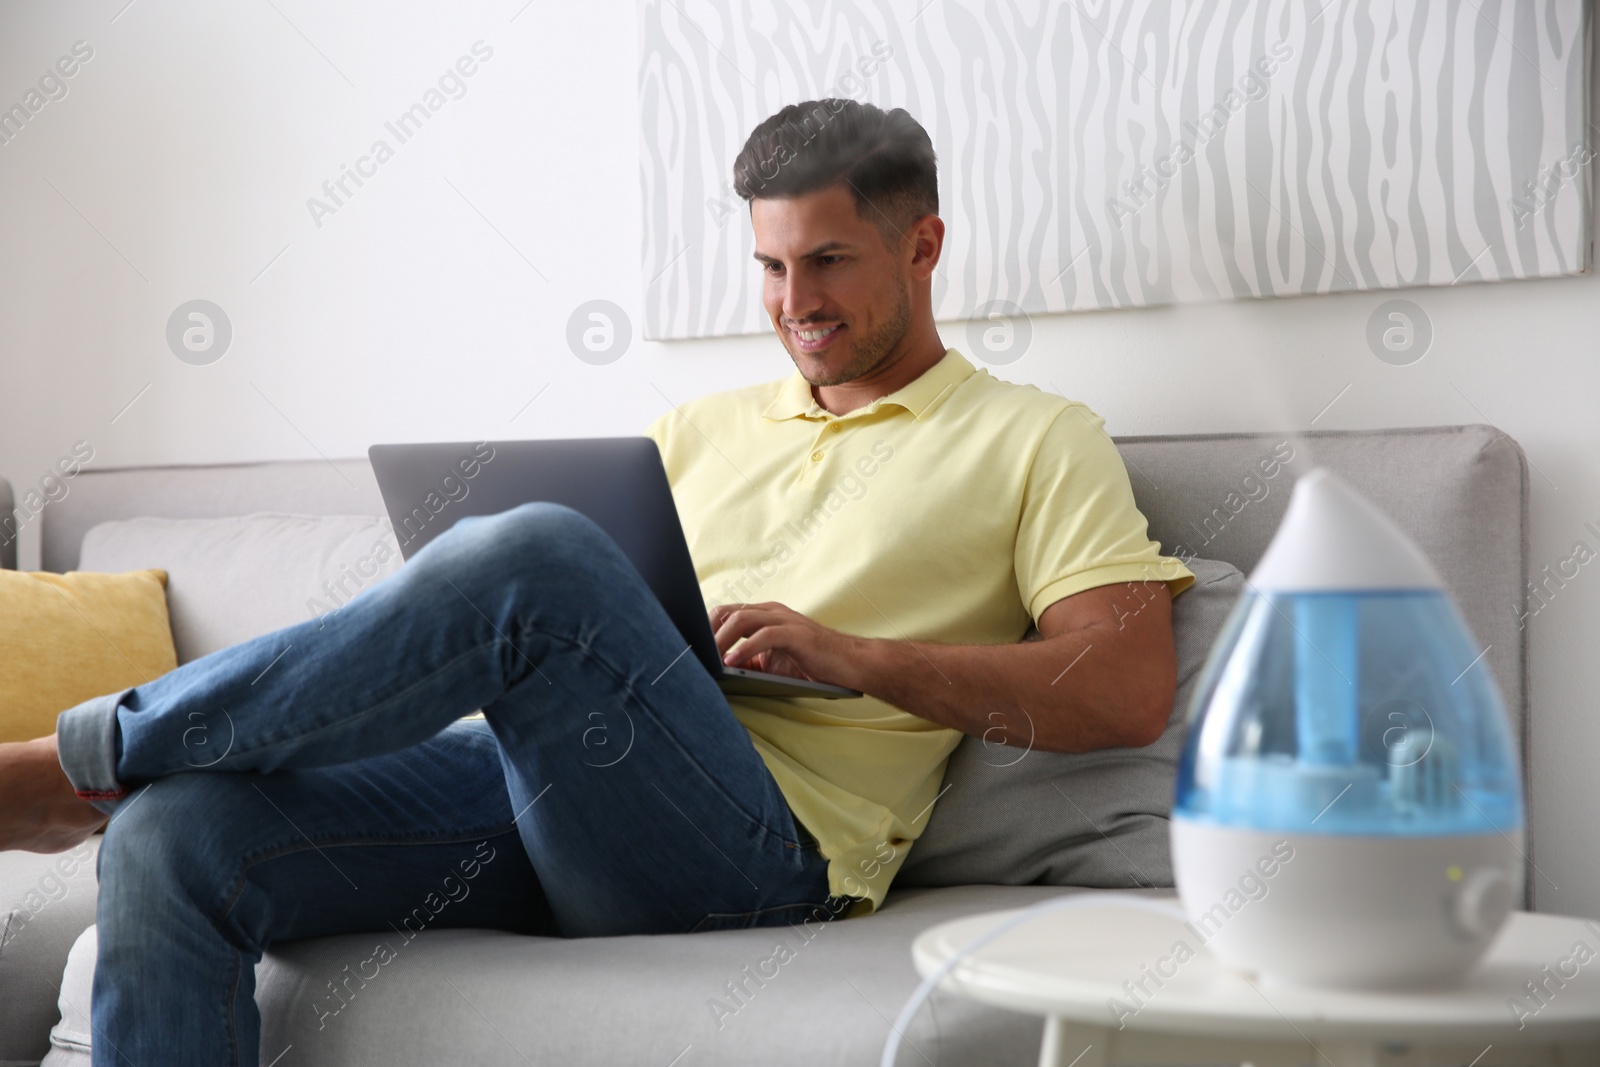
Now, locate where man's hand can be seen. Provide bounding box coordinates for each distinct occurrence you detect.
[710,602,864,688]
[708,581,1177,754]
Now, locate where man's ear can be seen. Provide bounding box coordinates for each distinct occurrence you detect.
[908,214,944,276]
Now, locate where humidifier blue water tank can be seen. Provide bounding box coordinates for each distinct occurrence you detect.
[1170,468,1524,989]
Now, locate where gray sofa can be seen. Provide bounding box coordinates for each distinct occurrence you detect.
[0,424,1529,1065]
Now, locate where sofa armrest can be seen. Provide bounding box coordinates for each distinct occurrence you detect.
[1,479,15,570]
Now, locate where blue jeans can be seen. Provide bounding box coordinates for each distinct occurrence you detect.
[56,503,846,1066]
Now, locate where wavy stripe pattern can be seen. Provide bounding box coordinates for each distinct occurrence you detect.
[640,0,1590,340]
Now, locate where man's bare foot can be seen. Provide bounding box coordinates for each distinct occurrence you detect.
[0,735,111,853]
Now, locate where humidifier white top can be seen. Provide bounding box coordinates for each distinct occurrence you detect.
[1249,468,1445,592]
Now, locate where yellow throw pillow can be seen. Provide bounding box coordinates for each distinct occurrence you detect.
[0,569,177,743]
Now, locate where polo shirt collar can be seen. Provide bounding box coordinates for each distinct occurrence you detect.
[762,347,977,422]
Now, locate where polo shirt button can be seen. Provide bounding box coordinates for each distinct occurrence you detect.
[811,451,824,462]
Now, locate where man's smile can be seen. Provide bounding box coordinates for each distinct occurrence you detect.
[788,322,847,353]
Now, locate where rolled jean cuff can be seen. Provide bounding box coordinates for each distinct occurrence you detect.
[56,688,133,816]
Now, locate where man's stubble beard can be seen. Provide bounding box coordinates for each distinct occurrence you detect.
[793,276,911,388]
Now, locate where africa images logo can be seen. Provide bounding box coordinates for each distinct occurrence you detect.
[305,41,495,229]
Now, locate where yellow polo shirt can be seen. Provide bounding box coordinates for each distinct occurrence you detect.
[644,348,1193,913]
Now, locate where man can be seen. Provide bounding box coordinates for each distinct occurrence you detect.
[0,98,1191,1063]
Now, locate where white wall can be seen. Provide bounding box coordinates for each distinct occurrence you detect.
[2,2,1597,916]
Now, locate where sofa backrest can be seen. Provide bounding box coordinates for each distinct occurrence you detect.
[1112,424,1529,740]
[27,424,1529,729]
[38,458,385,575]
[10,422,1531,867]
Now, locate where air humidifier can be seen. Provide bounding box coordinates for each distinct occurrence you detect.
[1170,468,1524,989]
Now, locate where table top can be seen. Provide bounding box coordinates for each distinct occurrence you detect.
[912,898,1600,1042]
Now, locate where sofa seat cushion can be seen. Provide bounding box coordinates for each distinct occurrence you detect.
[896,556,1245,890]
[0,840,101,1067]
[43,884,1147,1066]
[78,514,402,664]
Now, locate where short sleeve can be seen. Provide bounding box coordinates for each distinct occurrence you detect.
[1015,404,1195,622]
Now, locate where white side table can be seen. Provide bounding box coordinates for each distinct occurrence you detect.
[911,899,1600,1067]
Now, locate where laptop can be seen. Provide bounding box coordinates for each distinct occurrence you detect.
[368,437,862,699]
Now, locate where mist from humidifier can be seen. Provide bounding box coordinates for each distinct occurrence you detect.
[1173,468,1523,837]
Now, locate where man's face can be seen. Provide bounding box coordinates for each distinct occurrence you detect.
[751,184,913,388]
